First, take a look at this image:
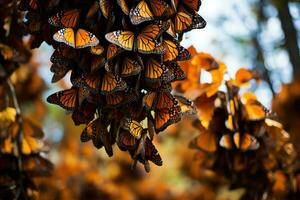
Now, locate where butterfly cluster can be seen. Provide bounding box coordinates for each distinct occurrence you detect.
[177,48,300,199]
[19,0,205,171]
[0,1,52,199]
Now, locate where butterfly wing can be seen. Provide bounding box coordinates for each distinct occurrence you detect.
[156,92,178,109]
[143,91,157,110]
[144,137,163,166]
[53,28,75,48]
[90,44,104,55]
[137,23,168,54]
[145,57,173,82]
[107,44,123,60]
[117,131,137,151]
[50,63,70,83]
[120,57,142,77]
[122,118,144,139]
[175,7,206,33]
[75,29,99,48]
[234,132,260,151]
[149,0,169,17]
[48,9,80,28]
[105,31,134,51]
[162,40,178,62]
[99,0,114,19]
[130,0,154,25]
[167,62,186,81]
[219,134,233,149]
[72,101,96,125]
[154,103,181,132]
[47,88,79,110]
[100,72,127,94]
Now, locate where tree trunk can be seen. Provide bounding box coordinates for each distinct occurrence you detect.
[275,1,300,80]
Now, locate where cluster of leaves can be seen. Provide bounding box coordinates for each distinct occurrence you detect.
[20,0,206,171]
[0,1,52,199]
[177,47,300,199]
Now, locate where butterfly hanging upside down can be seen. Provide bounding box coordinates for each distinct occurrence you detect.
[53,28,99,49]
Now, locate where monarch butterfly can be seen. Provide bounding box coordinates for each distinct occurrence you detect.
[81,118,113,156]
[47,87,89,110]
[53,28,99,49]
[174,94,197,116]
[189,119,218,152]
[90,44,104,55]
[121,118,145,139]
[72,100,96,125]
[174,6,206,33]
[144,57,174,82]
[154,103,181,132]
[83,72,126,94]
[105,22,168,54]
[162,39,191,62]
[119,56,143,77]
[143,91,177,110]
[50,63,71,83]
[117,130,137,151]
[48,9,80,28]
[219,132,260,151]
[129,0,169,25]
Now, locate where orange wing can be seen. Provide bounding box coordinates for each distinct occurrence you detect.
[100,72,127,94]
[175,6,206,33]
[48,9,80,28]
[75,29,99,48]
[137,23,168,53]
[99,0,114,19]
[130,0,154,25]
[53,28,99,49]
[47,87,87,110]
[149,0,169,17]
[105,31,135,51]
[90,44,104,55]
[83,73,101,92]
[145,57,173,82]
[107,44,123,60]
[156,92,178,109]
[154,105,181,132]
[163,40,178,61]
[120,57,142,77]
[143,91,157,109]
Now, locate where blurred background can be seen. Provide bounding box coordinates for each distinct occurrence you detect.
[18,0,299,199]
